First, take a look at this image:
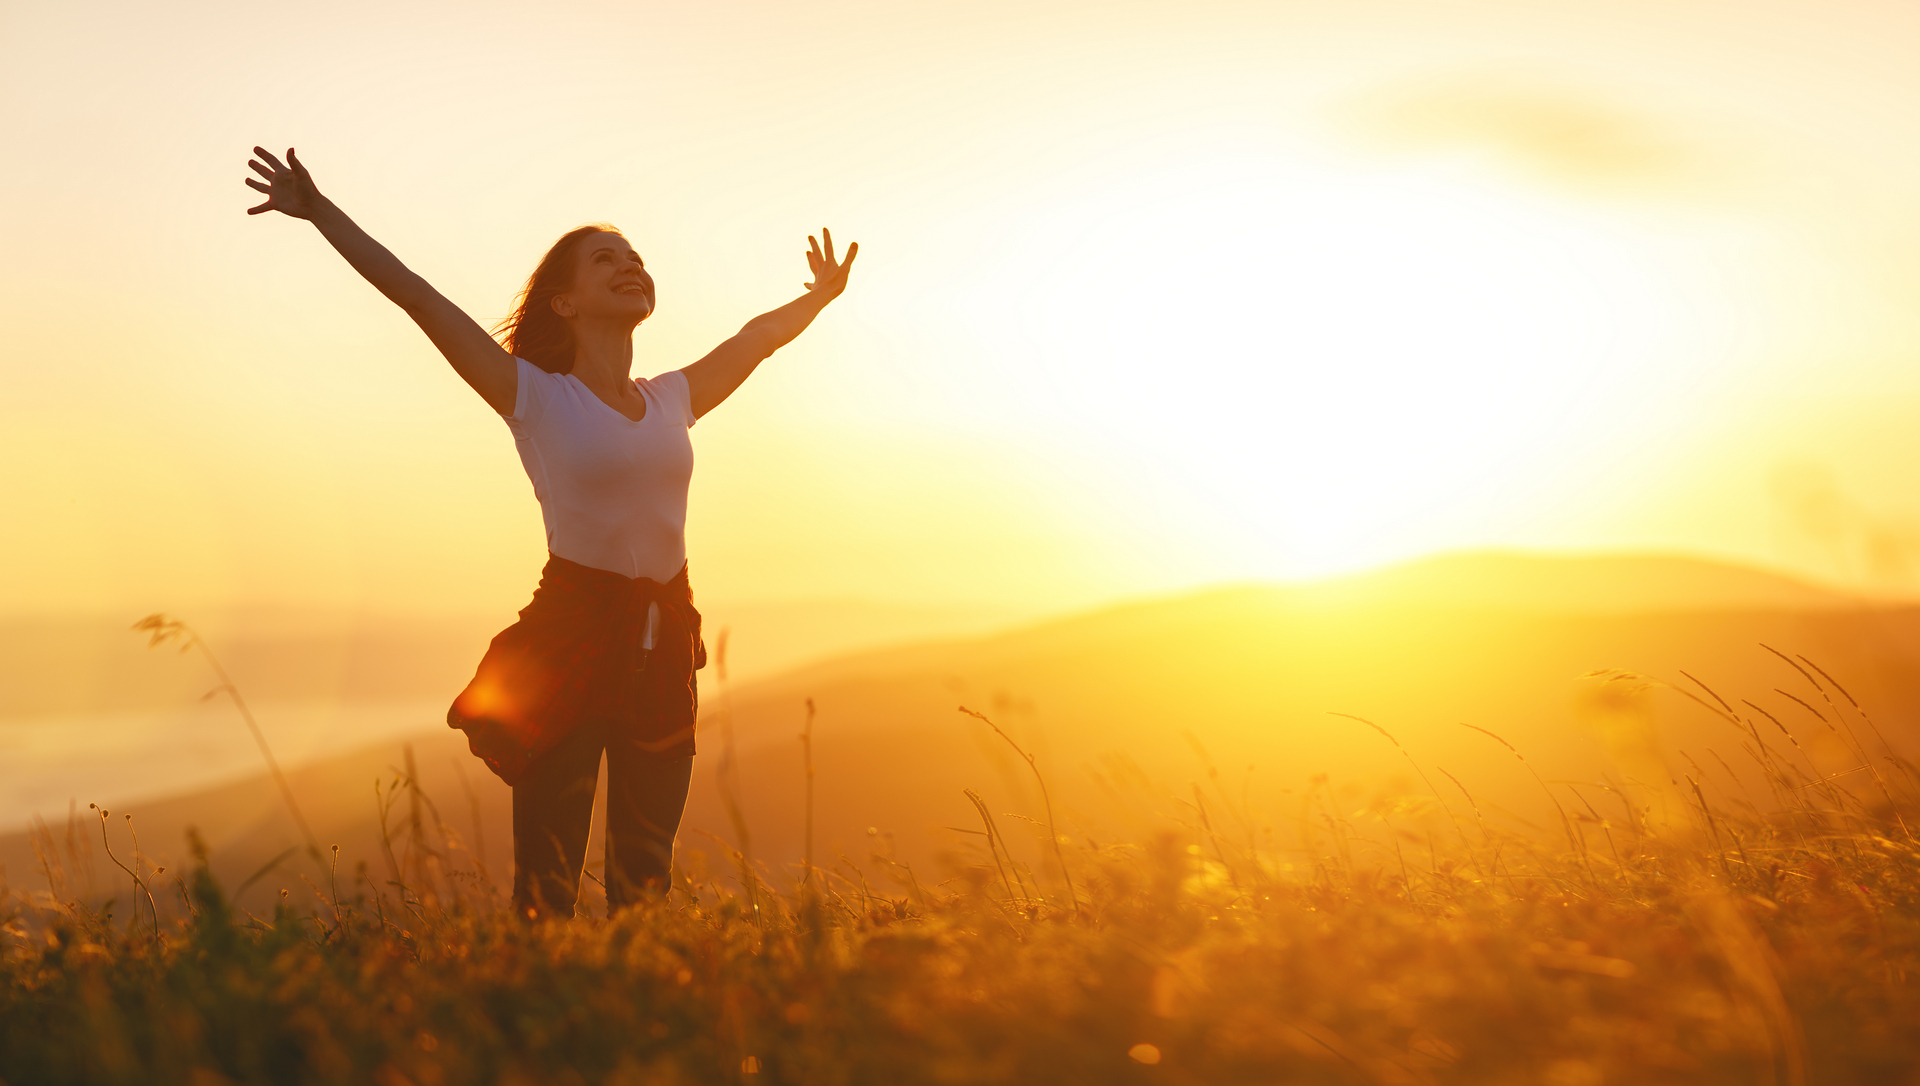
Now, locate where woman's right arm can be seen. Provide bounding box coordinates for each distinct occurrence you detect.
[246,147,517,415]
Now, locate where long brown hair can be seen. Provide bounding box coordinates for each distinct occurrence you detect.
[494,223,622,375]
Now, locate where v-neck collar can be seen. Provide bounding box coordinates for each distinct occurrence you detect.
[568,374,649,424]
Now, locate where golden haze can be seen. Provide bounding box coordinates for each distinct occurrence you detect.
[4,0,1920,623]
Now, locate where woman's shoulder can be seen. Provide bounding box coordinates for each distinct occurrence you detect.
[507,356,576,422]
[516,355,572,384]
[638,369,696,427]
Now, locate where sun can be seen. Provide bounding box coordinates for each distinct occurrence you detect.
[957,143,1735,579]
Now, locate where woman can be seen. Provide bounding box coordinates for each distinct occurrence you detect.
[244,146,857,919]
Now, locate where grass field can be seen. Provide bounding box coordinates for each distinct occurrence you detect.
[4,663,1918,1086]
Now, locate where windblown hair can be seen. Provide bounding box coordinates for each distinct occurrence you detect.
[494,223,623,375]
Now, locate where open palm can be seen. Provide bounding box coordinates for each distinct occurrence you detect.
[804,228,859,301]
[245,147,322,219]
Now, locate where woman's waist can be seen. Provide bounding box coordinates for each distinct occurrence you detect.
[533,553,690,599]
[536,524,686,579]
[518,556,701,668]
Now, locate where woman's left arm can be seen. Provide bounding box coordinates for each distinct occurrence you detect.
[682,229,858,418]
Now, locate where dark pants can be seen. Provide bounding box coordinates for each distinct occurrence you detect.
[512,716,693,919]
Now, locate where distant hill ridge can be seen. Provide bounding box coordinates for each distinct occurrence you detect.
[0,551,1867,720]
[1276,550,1864,615]
[6,548,1917,893]
[730,550,1878,708]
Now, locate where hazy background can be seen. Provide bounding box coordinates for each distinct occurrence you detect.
[6,0,1920,856]
[7,0,1920,620]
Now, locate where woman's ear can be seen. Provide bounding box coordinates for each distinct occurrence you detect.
[549,292,576,320]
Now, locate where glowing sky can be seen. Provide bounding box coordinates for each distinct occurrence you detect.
[5,0,1920,619]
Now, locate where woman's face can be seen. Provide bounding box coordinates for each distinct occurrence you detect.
[554,231,654,325]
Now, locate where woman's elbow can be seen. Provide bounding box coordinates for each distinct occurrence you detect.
[734,322,783,357]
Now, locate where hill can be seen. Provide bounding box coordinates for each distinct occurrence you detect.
[5,551,1914,913]
[1282,549,1864,613]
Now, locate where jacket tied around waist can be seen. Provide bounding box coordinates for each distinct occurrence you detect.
[448,555,706,785]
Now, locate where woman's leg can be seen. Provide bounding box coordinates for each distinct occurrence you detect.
[511,719,607,919]
[603,741,694,910]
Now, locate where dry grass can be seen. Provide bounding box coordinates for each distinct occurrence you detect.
[3,658,1919,1085]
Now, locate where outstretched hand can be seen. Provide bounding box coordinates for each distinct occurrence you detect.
[804,228,859,302]
[245,147,324,219]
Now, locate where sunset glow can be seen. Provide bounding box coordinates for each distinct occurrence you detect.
[9,8,1920,1078]
[3,0,1920,617]
[967,147,1738,577]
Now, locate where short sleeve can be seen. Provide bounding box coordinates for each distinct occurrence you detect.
[645,369,697,428]
[510,357,557,423]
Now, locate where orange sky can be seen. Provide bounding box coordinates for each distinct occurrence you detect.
[5,0,1920,621]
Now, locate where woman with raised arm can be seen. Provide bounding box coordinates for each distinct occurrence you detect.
[244,146,857,919]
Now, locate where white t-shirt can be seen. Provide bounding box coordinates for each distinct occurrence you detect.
[503,356,696,585]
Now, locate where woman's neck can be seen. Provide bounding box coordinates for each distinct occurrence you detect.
[569,318,638,389]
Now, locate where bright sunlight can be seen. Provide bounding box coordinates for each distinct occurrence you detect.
[953,143,1737,577]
